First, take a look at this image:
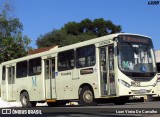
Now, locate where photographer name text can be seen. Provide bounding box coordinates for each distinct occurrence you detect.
[116,109,157,114]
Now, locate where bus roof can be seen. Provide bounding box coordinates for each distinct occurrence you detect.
[0,33,152,65]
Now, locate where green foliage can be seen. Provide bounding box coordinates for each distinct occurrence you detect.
[0,2,31,63]
[36,18,122,48]
[0,34,30,63]
[36,29,66,48]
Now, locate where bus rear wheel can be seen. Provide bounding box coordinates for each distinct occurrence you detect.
[20,92,31,107]
[79,86,96,106]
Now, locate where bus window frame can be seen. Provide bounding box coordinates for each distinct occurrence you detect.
[58,49,75,71]
[117,36,156,78]
[76,44,96,68]
[16,60,28,78]
[28,57,42,76]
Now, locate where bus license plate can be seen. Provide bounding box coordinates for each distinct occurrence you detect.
[139,89,146,93]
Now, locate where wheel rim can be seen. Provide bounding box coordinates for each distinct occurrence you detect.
[22,95,27,106]
[83,90,93,103]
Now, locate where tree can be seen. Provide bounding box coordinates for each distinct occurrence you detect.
[63,18,121,36]
[0,1,31,63]
[36,18,122,48]
[36,29,66,48]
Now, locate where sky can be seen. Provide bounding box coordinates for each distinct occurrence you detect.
[1,0,160,50]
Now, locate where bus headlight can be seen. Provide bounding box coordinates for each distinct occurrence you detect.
[118,79,131,88]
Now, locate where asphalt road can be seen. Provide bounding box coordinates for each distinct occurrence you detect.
[1,101,160,117]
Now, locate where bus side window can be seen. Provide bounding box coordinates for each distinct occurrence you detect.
[16,61,27,78]
[8,67,15,84]
[109,46,114,70]
[52,59,55,78]
[58,49,74,71]
[8,68,12,84]
[2,66,6,81]
[76,45,95,68]
[29,57,42,76]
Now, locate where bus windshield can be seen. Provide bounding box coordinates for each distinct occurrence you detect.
[157,63,160,73]
[117,36,156,75]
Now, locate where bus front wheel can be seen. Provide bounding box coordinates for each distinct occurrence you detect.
[79,86,96,106]
[20,92,32,107]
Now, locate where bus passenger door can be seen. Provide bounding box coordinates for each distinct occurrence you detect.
[108,46,116,95]
[44,58,56,99]
[99,45,116,96]
[99,47,108,95]
[7,66,15,101]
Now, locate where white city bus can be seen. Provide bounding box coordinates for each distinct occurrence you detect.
[0,33,157,107]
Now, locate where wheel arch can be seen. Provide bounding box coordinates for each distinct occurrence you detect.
[20,89,29,99]
[78,83,95,98]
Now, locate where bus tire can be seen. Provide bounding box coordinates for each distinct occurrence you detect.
[20,92,31,108]
[79,86,96,106]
